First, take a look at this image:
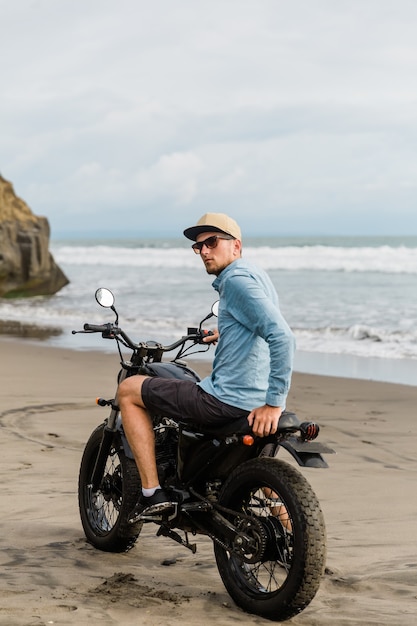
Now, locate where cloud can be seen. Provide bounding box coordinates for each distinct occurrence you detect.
[134,152,204,205]
[2,0,417,235]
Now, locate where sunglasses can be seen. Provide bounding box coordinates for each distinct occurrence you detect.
[192,234,234,254]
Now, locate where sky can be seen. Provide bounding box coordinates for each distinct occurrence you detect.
[2,0,417,238]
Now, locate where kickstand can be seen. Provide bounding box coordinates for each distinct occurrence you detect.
[157,525,197,553]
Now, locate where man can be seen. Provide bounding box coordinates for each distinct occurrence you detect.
[118,213,295,523]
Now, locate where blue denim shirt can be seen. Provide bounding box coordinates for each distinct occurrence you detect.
[199,258,295,411]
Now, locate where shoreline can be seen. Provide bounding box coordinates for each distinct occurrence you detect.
[294,349,417,387]
[0,336,416,624]
[2,328,416,387]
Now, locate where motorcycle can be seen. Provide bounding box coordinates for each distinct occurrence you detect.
[74,288,334,622]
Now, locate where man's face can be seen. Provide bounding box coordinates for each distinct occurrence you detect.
[195,231,241,275]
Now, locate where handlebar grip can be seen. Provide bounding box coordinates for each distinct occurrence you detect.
[83,323,110,332]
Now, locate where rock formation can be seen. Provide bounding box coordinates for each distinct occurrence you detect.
[0,175,69,297]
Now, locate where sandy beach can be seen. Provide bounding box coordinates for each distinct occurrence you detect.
[1,336,416,625]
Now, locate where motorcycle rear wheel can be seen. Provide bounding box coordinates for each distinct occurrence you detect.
[78,423,143,552]
[214,457,326,621]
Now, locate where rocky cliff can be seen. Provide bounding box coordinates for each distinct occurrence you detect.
[0,175,69,297]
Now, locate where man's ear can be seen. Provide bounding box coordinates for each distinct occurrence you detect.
[233,239,242,256]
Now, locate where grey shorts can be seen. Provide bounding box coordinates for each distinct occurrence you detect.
[141,377,249,425]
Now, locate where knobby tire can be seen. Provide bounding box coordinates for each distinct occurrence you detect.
[214,457,326,621]
[78,423,142,552]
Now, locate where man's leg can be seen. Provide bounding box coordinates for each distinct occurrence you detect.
[118,374,159,488]
[118,375,175,521]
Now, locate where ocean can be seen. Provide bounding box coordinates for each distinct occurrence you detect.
[1,235,417,386]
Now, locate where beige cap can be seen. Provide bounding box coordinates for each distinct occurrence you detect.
[183,212,242,241]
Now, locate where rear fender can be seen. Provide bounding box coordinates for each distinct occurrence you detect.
[274,436,335,468]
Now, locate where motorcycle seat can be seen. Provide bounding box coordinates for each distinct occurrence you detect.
[180,411,300,438]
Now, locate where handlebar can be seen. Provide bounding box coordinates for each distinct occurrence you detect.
[74,321,207,355]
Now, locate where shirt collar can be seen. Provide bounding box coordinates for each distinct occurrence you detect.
[212,258,242,291]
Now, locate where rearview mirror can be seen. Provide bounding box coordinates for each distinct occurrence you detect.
[211,300,219,317]
[95,288,115,308]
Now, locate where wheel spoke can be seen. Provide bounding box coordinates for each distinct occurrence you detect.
[85,447,122,535]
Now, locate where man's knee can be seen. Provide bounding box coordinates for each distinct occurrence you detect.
[118,375,148,406]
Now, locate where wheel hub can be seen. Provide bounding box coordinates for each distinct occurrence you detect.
[100,467,122,509]
[232,517,268,563]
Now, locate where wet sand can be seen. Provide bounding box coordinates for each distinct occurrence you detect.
[0,337,416,625]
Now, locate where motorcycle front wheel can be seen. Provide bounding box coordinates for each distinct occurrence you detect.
[214,457,326,621]
[78,423,143,552]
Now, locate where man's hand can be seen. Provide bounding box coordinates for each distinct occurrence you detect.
[202,329,219,344]
[247,404,283,437]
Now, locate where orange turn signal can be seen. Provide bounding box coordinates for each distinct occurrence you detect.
[243,435,255,446]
